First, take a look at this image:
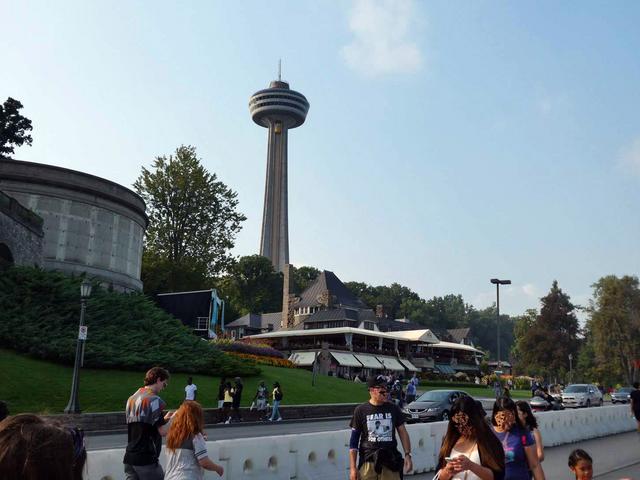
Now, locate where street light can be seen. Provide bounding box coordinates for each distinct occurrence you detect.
[64,278,92,414]
[490,278,511,370]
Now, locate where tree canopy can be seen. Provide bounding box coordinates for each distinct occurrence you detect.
[0,97,33,159]
[134,145,246,294]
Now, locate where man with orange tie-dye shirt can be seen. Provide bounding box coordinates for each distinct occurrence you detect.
[124,367,175,480]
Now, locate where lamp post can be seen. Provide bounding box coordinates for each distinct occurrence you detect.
[490,278,511,370]
[64,279,92,414]
[568,353,573,384]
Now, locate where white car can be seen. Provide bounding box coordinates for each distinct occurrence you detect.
[561,384,604,408]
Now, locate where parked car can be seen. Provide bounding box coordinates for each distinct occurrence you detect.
[561,384,604,408]
[402,389,469,423]
[611,387,634,404]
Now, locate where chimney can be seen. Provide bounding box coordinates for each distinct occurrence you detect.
[375,304,384,318]
[281,264,294,330]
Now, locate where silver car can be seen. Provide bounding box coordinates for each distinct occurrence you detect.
[611,387,633,404]
[561,384,604,408]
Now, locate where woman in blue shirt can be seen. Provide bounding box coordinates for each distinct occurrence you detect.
[491,397,545,480]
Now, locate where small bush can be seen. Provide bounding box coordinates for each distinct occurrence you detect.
[211,339,285,358]
[225,351,295,368]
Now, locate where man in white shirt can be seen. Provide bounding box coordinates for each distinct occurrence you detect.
[185,377,197,401]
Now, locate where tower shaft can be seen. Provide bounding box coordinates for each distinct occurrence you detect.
[260,122,289,271]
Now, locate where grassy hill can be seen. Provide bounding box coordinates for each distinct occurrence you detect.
[0,267,256,376]
[0,349,370,414]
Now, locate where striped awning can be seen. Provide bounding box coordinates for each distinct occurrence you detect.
[399,358,419,372]
[435,364,456,374]
[354,354,384,369]
[376,356,405,371]
[330,351,362,367]
[289,351,316,366]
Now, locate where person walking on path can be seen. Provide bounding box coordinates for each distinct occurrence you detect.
[185,377,197,401]
[164,401,224,479]
[406,378,417,404]
[269,382,283,421]
[434,396,505,480]
[629,381,640,433]
[348,375,413,480]
[124,367,174,480]
[217,377,226,409]
[491,397,545,480]
[230,377,243,423]
[253,380,268,412]
[516,401,544,464]
[222,381,233,424]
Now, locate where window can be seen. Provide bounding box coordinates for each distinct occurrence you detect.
[195,317,209,331]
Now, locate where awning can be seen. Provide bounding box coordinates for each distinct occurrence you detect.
[376,356,405,371]
[398,358,419,372]
[354,353,384,369]
[454,364,480,372]
[435,364,456,374]
[289,351,316,366]
[330,351,362,367]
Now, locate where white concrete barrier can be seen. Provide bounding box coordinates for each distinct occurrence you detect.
[86,405,636,479]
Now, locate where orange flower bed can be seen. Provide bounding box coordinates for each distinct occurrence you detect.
[225,352,296,368]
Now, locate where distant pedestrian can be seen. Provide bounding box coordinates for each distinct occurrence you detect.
[217,377,226,409]
[630,381,640,433]
[568,449,593,480]
[230,377,243,422]
[0,414,87,480]
[503,386,511,398]
[124,367,174,480]
[516,400,544,464]
[185,377,197,401]
[222,382,233,424]
[406,379,417,404]
[269,382,283,421]
[348,375,412,480]
[410,372,419,387]
[253,381,268,412]
[165,401,224,479]
[493,380,501,399]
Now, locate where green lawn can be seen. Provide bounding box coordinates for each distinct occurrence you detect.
[0,349,528,414]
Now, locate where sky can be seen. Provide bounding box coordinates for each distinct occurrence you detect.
[2,1,640,317]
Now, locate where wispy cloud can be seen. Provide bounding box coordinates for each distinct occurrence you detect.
[341,0,423,76]
[619,136,640,177]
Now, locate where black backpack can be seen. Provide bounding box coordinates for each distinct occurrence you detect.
[275,389,283,401]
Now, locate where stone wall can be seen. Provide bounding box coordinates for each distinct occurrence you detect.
[0,190,43,267]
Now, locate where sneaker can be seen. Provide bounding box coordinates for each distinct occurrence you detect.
[276,417,282,422]
[225,419,230,424]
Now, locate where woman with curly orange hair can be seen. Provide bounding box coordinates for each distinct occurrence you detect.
[165,401,224,479]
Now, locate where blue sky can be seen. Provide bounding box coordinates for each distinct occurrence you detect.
[2,1,639,316]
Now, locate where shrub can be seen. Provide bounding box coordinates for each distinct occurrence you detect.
[225,351,295,368]
[211,339,285,358]
[0,266,259,376]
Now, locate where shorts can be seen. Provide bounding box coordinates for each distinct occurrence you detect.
[358,462,401,480]
[124,462,164,480]
[257,398,267,410]
[218,400,224,408]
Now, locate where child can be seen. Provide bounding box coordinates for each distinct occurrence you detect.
[165,401,224,479]
[568,449,593,480]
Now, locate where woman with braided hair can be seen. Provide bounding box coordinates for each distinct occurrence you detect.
[435,396,505,480]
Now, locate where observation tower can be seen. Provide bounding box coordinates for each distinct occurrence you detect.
[249,69,309,272]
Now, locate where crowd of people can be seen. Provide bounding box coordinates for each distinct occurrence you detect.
[0,371,637,479]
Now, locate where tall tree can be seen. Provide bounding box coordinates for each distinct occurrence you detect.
[0,97,33,159]
[589,275,640,385]
[510,309,538,375]
[221,255,283,318]
[134,145,246,292]
[516,281,580,379]
[292,265,320,294]
[466,305,515,361]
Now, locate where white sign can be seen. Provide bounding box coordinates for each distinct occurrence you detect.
[79,325,88,340]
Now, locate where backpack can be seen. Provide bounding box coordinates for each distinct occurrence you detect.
[275,389,283,401]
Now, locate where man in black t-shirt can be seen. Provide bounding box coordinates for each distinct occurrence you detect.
[349,375,413,480]
[630,381,640,432]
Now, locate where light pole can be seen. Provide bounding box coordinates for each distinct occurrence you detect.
[490,278,511,370]
[568,353,573,384]
[64,279,92,414]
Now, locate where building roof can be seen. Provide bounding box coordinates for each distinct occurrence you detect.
[245,326,440,344]
[226,312,283,330]
[377,317,423,332]
[294,270,367,309]
[428,340,485,354]
[447,328,472,343]
[303,308,360,323]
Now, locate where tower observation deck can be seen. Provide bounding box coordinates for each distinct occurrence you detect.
[249,79,309,272]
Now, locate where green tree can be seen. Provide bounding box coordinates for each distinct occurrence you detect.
[466,306,515,361]
[510,309,537,375]
[345,281,380,309]
[292,265,320,294]
[134,145,246,293]
[0,97,33,159]
[589,275,640,385]
[422,294,467,330]
[221,255,283,318]
[516,281,579,379]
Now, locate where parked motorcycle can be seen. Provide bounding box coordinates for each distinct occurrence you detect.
[530,392,564,412]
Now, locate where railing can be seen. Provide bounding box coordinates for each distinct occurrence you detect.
[0,190,44,234]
